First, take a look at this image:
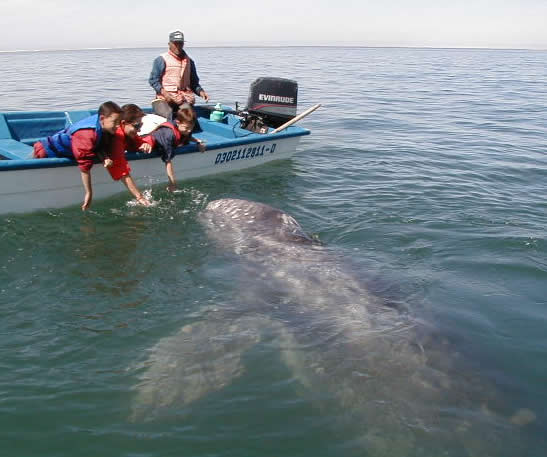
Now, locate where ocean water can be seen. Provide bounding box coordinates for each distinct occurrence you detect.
[0,47,546,456]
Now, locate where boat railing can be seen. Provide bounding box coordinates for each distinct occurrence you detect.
[0,109,309,170]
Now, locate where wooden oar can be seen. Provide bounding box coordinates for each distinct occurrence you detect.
[270,104,321,134]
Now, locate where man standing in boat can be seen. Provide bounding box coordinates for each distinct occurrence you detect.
[149,30,209,119]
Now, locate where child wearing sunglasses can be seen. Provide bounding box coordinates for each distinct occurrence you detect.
[108,104,152,206]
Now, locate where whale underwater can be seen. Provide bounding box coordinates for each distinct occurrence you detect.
[131,198,536,456]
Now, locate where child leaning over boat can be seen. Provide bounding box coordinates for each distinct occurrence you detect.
[142,103,206,192]
[108,104,153,206]
[33,101,120,210]
[33,101,150,210]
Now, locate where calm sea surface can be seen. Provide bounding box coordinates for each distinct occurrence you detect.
[0,47,546,456]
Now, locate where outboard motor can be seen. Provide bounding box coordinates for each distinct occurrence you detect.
[241,77,298,132]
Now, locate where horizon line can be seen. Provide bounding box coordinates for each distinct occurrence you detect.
[1,44,547,53]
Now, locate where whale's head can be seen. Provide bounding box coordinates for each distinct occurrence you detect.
[199,199,318,255]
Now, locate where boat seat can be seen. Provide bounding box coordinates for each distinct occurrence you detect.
[5,110,94,145]
[7,117,66,142]
[197,118,238,138]
[0,139,33,160]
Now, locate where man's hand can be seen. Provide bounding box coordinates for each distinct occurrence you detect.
[103,158,114,168]
[172,93,184,104]
[161,89,175,104]
[199,90,209,102]
[139,143,152,154]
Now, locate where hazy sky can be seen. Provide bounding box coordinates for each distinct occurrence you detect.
[1,0,546,51]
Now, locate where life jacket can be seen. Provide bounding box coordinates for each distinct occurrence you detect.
[158,121,183,146]
[42,114,103,158]
[160,51,192,93]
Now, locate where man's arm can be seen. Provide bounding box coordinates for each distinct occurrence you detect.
[149,56,166,94]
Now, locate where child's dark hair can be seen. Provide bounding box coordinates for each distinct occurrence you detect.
[174,103,196,124]
[121,104,145,123]
[98,101,122,117]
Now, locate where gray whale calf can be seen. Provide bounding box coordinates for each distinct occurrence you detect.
[131,198,534,456]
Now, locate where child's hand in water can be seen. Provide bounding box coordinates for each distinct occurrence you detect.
[137,196,152,207]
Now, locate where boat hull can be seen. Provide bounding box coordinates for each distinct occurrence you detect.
[0,105,310,214]
[0,136,302,214]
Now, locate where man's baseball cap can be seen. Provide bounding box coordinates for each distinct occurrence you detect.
[169,31,184,42]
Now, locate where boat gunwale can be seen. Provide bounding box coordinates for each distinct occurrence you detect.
[0,111,310,172]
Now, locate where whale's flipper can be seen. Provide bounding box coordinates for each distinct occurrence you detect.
[131,315,280,421]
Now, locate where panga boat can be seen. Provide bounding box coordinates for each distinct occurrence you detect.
[0,78,316,215]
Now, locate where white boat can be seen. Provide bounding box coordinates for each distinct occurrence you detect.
[0,105,310,215]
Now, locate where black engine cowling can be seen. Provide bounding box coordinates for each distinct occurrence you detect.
[245,77,298,128]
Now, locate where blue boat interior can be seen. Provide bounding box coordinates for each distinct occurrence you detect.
[0,106,309,170]
[0,110,94,160]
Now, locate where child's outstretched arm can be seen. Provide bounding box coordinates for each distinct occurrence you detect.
[136,135,155,153]
[190,137,206,152]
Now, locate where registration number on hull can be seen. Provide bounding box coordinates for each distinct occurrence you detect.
[214,143,277,165]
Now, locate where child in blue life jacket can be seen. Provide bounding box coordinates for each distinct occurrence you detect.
[33,101,121,210]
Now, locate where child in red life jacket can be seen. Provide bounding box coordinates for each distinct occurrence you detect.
[109,104,153,206]
[144,103,206,192]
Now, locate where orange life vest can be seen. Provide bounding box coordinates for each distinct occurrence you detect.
[157,51,196,105]
[160,51,191,92]
[159,122,184,146]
